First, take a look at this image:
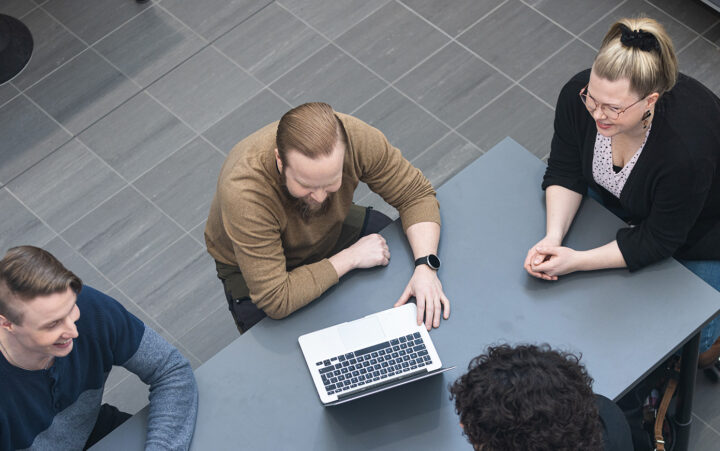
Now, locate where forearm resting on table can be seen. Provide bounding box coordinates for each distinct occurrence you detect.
[576,240,627,271]
[329,249,355,278]
[405,221,440,258]
[545,185,583,242]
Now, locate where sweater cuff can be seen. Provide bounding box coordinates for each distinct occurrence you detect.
[313,258,340,291]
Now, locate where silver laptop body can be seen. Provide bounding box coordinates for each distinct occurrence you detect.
[299,303,453,406]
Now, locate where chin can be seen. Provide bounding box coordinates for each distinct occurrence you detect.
[596,126,616,137]
[51,339,75,356]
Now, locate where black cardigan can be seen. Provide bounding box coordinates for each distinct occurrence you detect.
[543,69,720,271]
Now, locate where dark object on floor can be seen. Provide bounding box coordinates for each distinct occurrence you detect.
[618,355,680,451]
[0,14,33,84]
[136,0,151,3]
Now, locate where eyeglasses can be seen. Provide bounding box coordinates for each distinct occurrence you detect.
[579,83,644,120]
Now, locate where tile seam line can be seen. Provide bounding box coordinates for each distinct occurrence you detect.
[275,2,494,152]
[407,130,485,175]
[103,373,131,394]
[3,92,76,186]
[6,4,297,248]
[22,0,272,167]
[692,412,720,437]
[2,187,200,363]
[173,301,230,345]
[17,5,41,20]
[148,2,311,137]
[110,284,204,364]
[2,186,111,289]
[574,0,628,48]
[40,1,154,49]
[140,4,306,155]
[21,2,153,93]
[514,0,598,51]
[13,90,201,249]
[677,35,701,55]
[394,0,509,39]
[0,89,22,109]
[389,0,557,110]
[274,0,392,41]
[644,0,720,43]
[51,132,197,237]
[346,40,452,115]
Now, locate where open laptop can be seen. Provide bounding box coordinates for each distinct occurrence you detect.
[299,303,454,406]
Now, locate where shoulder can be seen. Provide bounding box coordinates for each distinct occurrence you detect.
[652,75,720,165]
[76,286,144,344]
[558,69,591,101]
[336,113,388,150]
[217,123,284,216]
[221,122,279,183]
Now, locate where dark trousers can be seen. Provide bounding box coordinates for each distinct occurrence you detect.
[217,205,393,334]
[83,404,131,450]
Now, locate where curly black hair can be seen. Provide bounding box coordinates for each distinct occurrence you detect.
[449,344,603,451]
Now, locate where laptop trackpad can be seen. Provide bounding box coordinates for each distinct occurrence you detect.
[339,316,385,351]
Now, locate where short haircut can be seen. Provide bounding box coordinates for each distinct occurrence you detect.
[276,102,348,166]
[0,246,82,325]
[450,344,603,451]
[593,17,678,97]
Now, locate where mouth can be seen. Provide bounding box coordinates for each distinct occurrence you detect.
[53,338,73,349]
[596,120,612,130]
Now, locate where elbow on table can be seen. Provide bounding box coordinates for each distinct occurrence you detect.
[258,291,297,320]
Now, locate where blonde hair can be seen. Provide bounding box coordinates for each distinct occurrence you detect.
[276,102,347,166]
[593,17,678,97]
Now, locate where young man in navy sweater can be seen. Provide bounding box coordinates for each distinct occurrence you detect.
[0,246,198,450]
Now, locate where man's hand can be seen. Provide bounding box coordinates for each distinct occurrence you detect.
[349,233,391,269]
[524,236,562,281]
[530,245,583,278]
[329,233,390,278]
[394,265,450,330]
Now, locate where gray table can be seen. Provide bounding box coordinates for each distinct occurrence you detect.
[94,138,720,450]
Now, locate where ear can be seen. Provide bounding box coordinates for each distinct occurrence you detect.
[274,148,283,172]
[0,314,14,332]
[646,92,660,108]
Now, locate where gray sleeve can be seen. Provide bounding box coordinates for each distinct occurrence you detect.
[122,326,198,451]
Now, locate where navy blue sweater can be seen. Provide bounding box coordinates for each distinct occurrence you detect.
[0,286,198,450]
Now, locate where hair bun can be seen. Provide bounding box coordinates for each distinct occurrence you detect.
[619,24,659,52]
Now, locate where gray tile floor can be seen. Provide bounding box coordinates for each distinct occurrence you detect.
[2,0,719,447]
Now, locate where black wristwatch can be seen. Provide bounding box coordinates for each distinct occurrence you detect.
[414,254,441,270]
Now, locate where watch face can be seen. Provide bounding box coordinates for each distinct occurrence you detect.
[428,254,440,269]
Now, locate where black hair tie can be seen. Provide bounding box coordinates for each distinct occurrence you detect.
[619,24,659,52]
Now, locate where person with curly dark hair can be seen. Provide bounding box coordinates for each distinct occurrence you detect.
[449,344,632,451]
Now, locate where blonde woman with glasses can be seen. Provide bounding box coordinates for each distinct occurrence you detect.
[524,17,720,365]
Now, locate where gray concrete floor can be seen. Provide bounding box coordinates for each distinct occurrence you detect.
[1,0,719,448]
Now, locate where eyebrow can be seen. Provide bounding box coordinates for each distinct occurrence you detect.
[41,300,77,328]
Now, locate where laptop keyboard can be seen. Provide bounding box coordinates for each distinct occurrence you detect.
[315,332,432,395]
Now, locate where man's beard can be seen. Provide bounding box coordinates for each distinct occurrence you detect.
[280,173,334,220]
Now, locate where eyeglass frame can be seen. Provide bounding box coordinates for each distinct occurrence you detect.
[578,83,646,120]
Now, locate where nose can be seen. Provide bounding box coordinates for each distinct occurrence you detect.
[310,189,327,203]
[591,107,607,121]
[63,318,79,339]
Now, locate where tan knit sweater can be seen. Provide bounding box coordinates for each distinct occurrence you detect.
[205,113,441,319]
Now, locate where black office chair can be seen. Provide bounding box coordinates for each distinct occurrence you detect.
[0,14,33,85]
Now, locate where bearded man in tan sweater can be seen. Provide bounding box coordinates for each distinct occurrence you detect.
[205,102,450,333]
